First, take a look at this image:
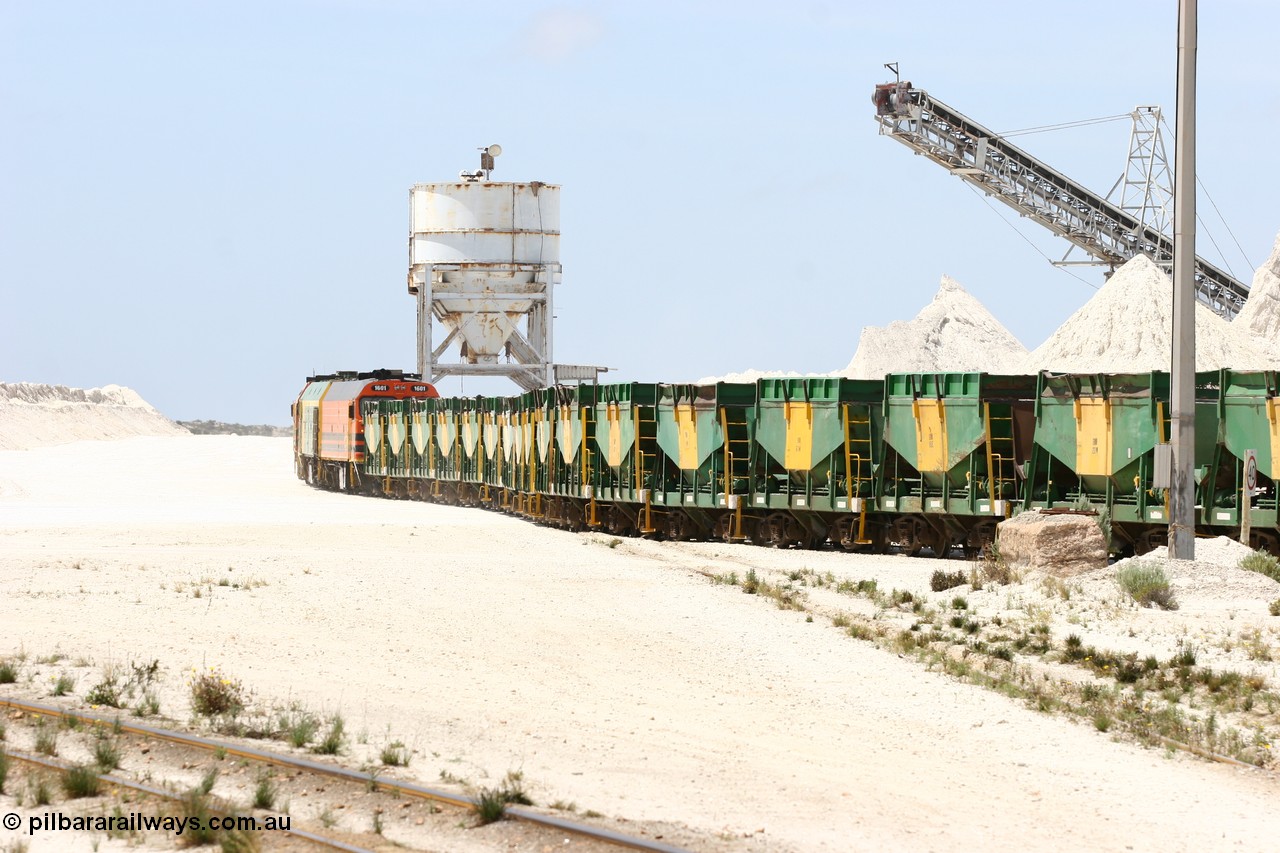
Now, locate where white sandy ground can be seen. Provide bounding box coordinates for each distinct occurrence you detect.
[1,436,1280,852]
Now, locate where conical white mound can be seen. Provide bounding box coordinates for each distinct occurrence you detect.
[841,275,1028,379]
[1236,230,1280,355]
[1023,255,1267,374]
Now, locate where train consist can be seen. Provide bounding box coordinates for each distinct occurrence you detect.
[292,369,1280,557]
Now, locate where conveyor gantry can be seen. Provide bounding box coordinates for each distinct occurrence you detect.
[872,80,1249,319]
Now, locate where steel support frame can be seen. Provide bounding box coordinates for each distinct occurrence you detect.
[413,262,557,392]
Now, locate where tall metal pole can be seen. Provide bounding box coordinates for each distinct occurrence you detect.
[1169,0,1197,559]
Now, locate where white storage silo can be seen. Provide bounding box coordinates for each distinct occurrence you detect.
[408,177,562,391]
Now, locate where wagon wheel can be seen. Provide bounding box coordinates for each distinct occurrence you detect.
[606,505,636,537]
[762,512,799,549]
[803,524,828,550]
[927,528,954,559]
[564,500,585,532]
[714,513,736,543]
[667,512,694,541]
[899,517,925,558]
[830,516,856,551]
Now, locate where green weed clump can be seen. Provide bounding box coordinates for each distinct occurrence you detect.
[1240,550,1280,582]
[931,570,967,592]
[62,765,102,798]
[0,659,19,684]
[252,772,276,810]
[93,736,121,771]
[472,771,533,826]
[313,715,345,755]
[380,740,411,767]
[1116,562,1178,610]
[1270,599,1280,617]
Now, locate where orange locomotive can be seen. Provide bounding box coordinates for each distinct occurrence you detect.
[292,369,438,491]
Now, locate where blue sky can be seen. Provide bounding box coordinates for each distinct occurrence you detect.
[4,1,1278,424]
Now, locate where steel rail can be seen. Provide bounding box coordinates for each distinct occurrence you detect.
[1,747,376,853]
[0,697,693,853]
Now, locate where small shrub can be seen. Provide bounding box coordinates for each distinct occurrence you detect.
[52,673,75,696]
[1097,506,1113,551]
[85,676,123,708]
[380,740,410,767]
[1270,599,1280,617]
[472,771,533,825]
[0,660,17,684]
[978,541,1018,585]
[62,764,102,798]
[29,774,52,806]
[34,723,58,757]
[277,706,319,748]
[951,596,968,611]
[178,791,219,846]
[134,690,161,718]
[473,786,507,825]
[1171,643,1197,667]
[931,570,967,592]
[313,715,345,755]
[742,569,759,595]
[0,747,8,794]
[1116,562,1178,610]
[1240,550,1280,582]
[252,772,276,810]
[497,770,532,805]
[197,767,218,795]
[93,737,121,771]
[189,667,246,718]
[1093,712,1112,732]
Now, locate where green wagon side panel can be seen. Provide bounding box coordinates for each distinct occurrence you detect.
[885,373,1031,485]
[592,384,657,471]
[755,377,882,478]
[655,383,754,475]
[1221,370,1280,478]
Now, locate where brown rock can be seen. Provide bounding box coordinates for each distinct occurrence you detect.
[997,511,1107,576]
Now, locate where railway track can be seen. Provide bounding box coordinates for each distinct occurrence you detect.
[0,697,693,853]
